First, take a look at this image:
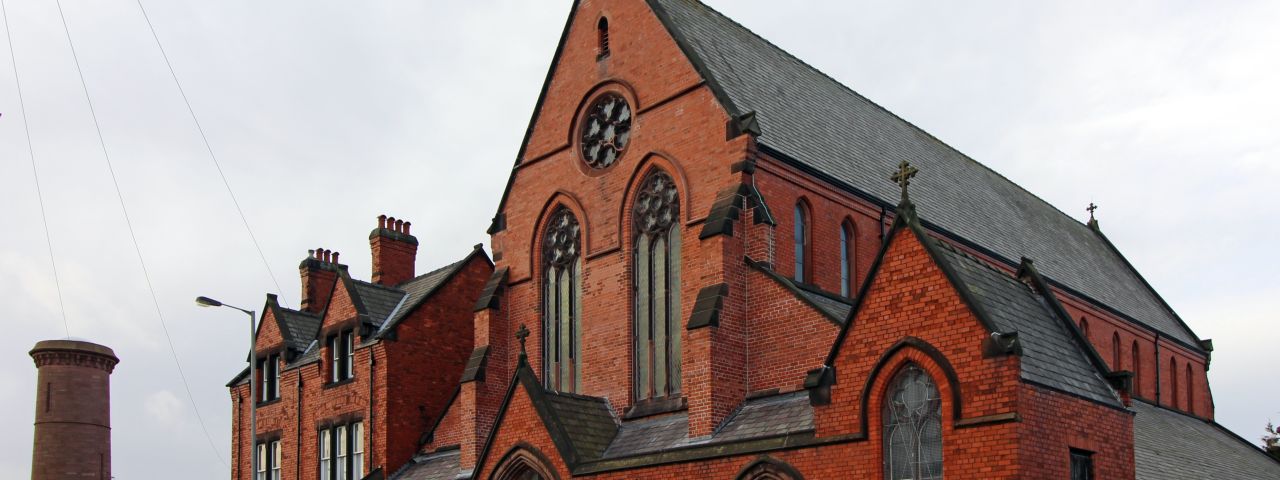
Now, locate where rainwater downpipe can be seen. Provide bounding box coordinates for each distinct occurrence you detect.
[295,369,302,480]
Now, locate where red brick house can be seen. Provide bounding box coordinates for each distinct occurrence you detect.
[229,1,1280,479]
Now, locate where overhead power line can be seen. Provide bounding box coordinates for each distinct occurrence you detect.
[2,0,71,339]
[134,0,288,306]
[53,0,227,469]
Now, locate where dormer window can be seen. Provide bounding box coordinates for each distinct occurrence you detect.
[329,330,355,383]
[257,353,280,403]
[597,17,610,58]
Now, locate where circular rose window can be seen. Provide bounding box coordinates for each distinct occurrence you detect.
[579,93,632,169]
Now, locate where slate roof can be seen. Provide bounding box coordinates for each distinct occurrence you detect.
[278,308,322,353]
[1132,401,1280,479]
[796,289,852,322]
[352,280,407,327]
[646,0,1200,348]
[391,450,461,480]
[603,391,813,459]
[931,239,1121,407]
[542,391,619,461]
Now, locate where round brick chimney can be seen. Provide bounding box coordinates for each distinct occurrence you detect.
[29,339,118,480]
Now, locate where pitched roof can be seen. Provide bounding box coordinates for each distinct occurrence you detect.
[542,391,618,461]
[930,240,1121,406]
[603,391,813,459]
[646,0,1200,349]
[374,247,491,337]
[277,308,322,353]
[390,450,461,480]
[1132,401,1280,479]
[351,280,407,327]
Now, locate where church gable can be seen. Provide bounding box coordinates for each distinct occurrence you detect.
[812,212,1022,438]
[518,0,716,164]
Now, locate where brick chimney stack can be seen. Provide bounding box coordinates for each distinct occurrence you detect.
[300,247,341,313]
[370,214,418,286]
[30,339,118,480]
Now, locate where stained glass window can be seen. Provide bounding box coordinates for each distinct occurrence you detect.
[633,170,681,400]
[543,207,582,392]
[580,93,631,169]
[883,364,943,480]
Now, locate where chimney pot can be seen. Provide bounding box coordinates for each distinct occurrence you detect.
[332,252,340,264]
[378,214,387,229]
[316,247,324,260]
[371,214,418,285]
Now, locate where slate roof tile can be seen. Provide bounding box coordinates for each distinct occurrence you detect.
[351,280,407,327]
[390,450,460,480]
[647,0,1200,347]
[1133,401,1280,479]
[931,240,1121,406]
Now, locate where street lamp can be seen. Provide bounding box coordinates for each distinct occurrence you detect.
[197,296,258,479]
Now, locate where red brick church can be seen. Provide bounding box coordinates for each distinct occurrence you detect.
[226,1,1280,478]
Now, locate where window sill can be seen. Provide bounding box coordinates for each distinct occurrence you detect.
[322,377,356,390]
[255,398,282,408]
[623,396,687,420]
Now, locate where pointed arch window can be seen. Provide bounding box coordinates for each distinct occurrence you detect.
[1185,364,1194,412]
[1131,341,1140,397]
[633,170,681,401]
[1111,332,1121,370]
[542,206,582,393]
[1169,357,1179,409]
[1079,318,1089,339]
[793,202,810,283]
[840,220,855,297]
[883,364,943,480]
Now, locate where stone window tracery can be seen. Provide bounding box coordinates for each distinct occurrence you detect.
[542,206,582,393]
[883,364,943,480]
[633,170,681,401]
[579,93,631,169]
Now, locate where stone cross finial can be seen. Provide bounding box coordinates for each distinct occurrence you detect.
[1087,202,1098,221]
[890,160,919,202]
[515,324,530,355]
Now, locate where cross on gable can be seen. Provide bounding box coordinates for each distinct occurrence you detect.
[1087,202,1098,220]
[890,160,919,202]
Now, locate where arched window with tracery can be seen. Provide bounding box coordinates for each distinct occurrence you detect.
[542,206,582,393]
[633,170,681,401]
[1131,341,1141,397]
[793,201,810,283]
[883,364,943,480]
[840,220,855,297]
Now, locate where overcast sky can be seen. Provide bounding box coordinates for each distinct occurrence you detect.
[2,1,1277,478]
